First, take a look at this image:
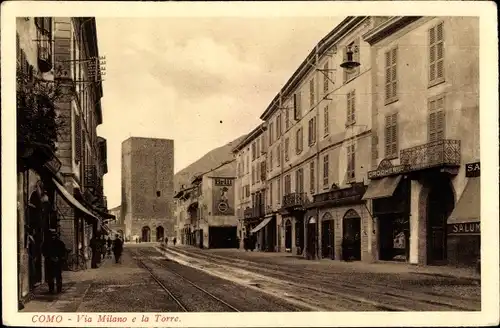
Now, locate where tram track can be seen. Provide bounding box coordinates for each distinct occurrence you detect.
[131,248,240,312]
[162,246,480,311]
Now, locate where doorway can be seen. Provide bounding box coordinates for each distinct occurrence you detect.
[141,226,151,242]
[295,217,304,255]
[156,226,165,242]
[307,216,318,259]
[426,176,455,265]
[379,215,410,261]
[321,213,335,260]
[284,219,292,251]
[342,209,361,261]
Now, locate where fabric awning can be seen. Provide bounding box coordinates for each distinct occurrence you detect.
[362,175,402,200]
[250,217,273,234]
[448,178,480,224]
[52,178,100,221]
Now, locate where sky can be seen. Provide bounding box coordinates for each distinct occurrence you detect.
[95,17,344,208]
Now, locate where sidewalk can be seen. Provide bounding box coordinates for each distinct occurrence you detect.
[21,257,112,312]
[172,245,480,282]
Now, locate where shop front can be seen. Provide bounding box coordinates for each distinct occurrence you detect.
[446,162,480,268]
[280,192,308,256]
[363,160,411,262]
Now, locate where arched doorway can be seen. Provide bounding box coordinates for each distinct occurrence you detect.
[295,218,304,255]
[141,226,151,243]
[307,216,318,259]
[284,219,292,251]
[321,213,335,260]
[342,209,361,261]
[156,226,165,242]
[425,176,455,265]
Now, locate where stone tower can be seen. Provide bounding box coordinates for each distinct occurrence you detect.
[122,137,174,242]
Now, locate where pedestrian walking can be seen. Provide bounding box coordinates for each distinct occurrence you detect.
[90,234,100,269]
[165,237,169,246]
[100,235,107,260]
[41,230,66,294]
[106,236,112,258]
[173,237,177,246]
[113,235,124,264]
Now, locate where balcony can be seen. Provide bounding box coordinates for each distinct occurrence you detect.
[282,192,309,211]
[244,204,265,220]
[35,18,53,73]
[84,165,97,189]
[400,139,461,172]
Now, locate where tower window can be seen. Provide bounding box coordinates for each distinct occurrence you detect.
[156,191,161,197]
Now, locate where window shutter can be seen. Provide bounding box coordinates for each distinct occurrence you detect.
[385,51,391,100]
[350,91,356,122]
[391,113,398,156]
[429,111,437,142]
[436,111,445,140]
[391,48,397,98]
[323,62,329,93]
[429,27,436,81]
[346,93,351,122]
[310,78,315,107]
[293,94,298,119]
[296,92,301,118]
[285,109,289,129]
[385,115,391,156]
[324,106,329,135]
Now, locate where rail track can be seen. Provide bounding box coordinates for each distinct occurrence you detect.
[162,246,480,312]
[131,248,240,312]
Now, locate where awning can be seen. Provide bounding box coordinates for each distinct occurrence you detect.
[52,178,100,221]
[362,175,402,200]
[448,178,480,224]
[250,217,273,234]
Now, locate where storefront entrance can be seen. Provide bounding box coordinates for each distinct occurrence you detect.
[426,176,455,265]
[342,209,361,261]
[156,226,164,242]
[295,217,304,255]
[321,213,335,260]
[306,216,317,259]
[379,215,409,261]
[284,219,292,251]
[141,226,151,242]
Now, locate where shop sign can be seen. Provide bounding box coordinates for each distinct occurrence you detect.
[313,183,366,207]
[368,158,409,179]
[447,222,480,235]
[465,162,480,178]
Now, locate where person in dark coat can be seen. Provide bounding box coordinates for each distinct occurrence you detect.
[90,234,100,269]
[106,236,112,257]
[112,235,124,264]
[173,237,177,246]
[41,230,66,294]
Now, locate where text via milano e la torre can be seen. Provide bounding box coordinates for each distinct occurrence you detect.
[31,314,181,325]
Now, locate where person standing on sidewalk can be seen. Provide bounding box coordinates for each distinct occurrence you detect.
[165,237,169,246]
[173,237,177,246]
[112,234,123,264]
[90,234,100,269]
[41,230,66,294]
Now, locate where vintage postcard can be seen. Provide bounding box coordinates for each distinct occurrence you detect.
[1,1,498,327]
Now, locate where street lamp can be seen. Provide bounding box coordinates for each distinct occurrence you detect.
[340,45,361,70]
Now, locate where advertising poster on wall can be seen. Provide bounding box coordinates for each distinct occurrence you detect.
[212,177,235,216]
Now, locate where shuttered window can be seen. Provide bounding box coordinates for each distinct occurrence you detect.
[429,22,444,84]
[384,113,398,158]
[276,114,282,138]
[428,95,445,142]
[293,92,301,120]
[385,48,398,102]
[285,108,290,130]
[284,174,291,195]
[309,78,315,108]
[324,106,329,136]
[277,144,281,167]
[346,90,356,124]
[256,138,260,158]
[346,144,356,181]
[308,117,316,146]
[277,177,281,203]
[75,113,82,163]
[323,62,329,93]
[269,181,273,206]
[296,168,304,193]
[260,161,266,181]
[371,134,379,168]
[269,149,273,171]
[323,154,329,187]
[284,138,289,161]
[296,128,303,154]
[268,123,274,146]
[251,142,256,161]
[310,161,315,194]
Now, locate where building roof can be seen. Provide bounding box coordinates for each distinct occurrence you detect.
[231,123,267,153]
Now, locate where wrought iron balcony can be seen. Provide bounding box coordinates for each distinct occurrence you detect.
[243,204,265,219]
[34,18,53,73]
[84,165,97,189]
[282,192,308,210]
[400,139,461,172]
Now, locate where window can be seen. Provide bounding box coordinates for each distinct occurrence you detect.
[285,109,290,130]
[324,106,330,136]
[296,168,304,193]
[293,92,301,120]
[251,143,256,161]
[256,163,260,183]
[385,47,398,102]
[308,116,317,146]
[260,161,266,181]
[277,177,281,203]
[385,113,398,158]
[284,138,289,161]
[75,113,82,163]
[246,156,249,174]
[268,123,274,146]
[429,22,444,85]
[296,128,303,154]
[277,144,281,167]
[256,138,260,158]
[269,149,273,171]
[323,154,329,187]
[284,174,291,195]
[245,185,250,197]
[309,78,315,108]
[343,39,360,82]
[371,134,379,167]
[428,95,445,142]
[346,90,356,125]
[251,166,255,185]
[269,181,273,206]
[276,114,282,138]
[310,161,315,194]
[347,144,356,181]
[323,62,329,93]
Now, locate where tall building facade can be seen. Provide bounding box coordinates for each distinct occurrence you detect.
[233,16,480,268]
[122,137,174,242]
[16,16,111,308]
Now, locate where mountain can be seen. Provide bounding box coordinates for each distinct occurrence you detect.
[173,135,246,192]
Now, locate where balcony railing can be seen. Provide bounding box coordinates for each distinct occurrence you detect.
[84,165,97,189]
[244,204,265,219]
[400,139,461,171]
[282,192,308,210]
[35,18,53,73]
